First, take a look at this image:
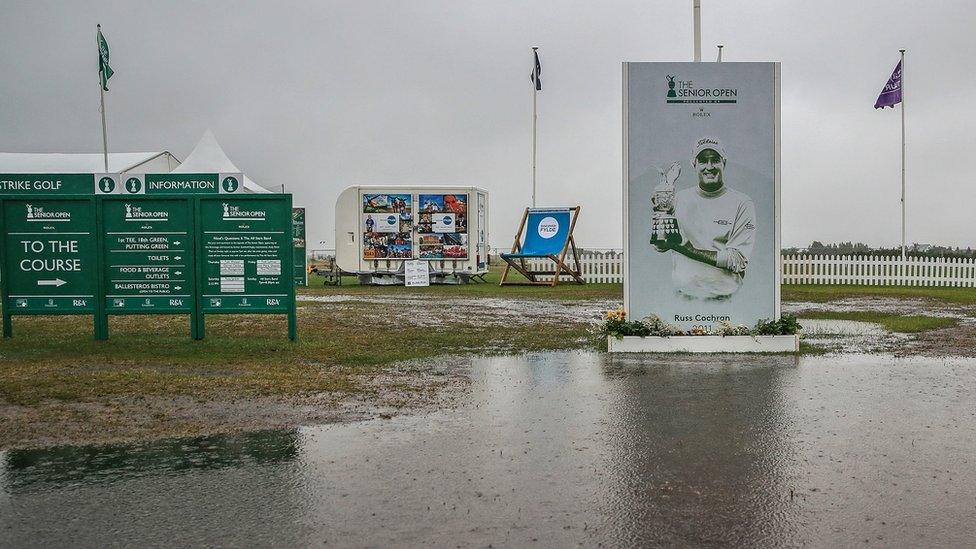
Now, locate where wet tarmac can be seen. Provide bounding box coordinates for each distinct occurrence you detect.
[2,351,975,547]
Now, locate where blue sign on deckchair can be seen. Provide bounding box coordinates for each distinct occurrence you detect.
[499,207,584,286]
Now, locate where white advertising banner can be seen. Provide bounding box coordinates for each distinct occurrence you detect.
[432,213,457,233]
[404,260,430,287]
[623,62,781,330]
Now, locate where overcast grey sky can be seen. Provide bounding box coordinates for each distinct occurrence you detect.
[2,1,974,249]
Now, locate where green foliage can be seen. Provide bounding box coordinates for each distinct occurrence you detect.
[641,315,684,337]
[782,284,976,305]
[753,314,802,335]
[604,318,651,339]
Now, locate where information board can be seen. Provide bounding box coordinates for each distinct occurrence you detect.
[1,173,295,341]
[292,207,307,286]
[198,196,294,332]
[100,197,195,313]
[1,197,97,315]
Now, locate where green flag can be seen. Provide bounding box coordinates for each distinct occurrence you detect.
[97,26,113,91]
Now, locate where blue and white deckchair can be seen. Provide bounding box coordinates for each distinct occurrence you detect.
[499,207,584,286]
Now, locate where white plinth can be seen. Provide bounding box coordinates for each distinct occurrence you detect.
[607,334,800,353]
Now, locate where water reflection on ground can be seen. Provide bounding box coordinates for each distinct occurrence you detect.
[2,351,975,547]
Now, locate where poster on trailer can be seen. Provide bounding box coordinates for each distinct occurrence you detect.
[623,62,781,330]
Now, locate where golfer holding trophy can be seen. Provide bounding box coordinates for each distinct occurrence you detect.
[650,137,757,300]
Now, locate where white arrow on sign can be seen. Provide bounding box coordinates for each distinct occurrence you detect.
[174,256,182,260]
[174,286,182,290]
[37,278,67,287]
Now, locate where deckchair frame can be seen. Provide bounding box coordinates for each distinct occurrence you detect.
[498,206,584,286]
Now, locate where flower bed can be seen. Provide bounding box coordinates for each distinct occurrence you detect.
[602,310,801,354]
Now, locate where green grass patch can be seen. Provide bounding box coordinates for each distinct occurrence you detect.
[784,284,976,305]
[0,303,592,407]
[305,269,622,301]
[798,310,959,333]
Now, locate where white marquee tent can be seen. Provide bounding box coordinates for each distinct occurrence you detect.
[1,130,271,193]
[171,130,271,193]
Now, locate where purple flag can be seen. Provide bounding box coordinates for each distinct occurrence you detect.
[874,60,902,109]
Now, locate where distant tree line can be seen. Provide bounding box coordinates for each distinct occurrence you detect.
[783,241,976,259]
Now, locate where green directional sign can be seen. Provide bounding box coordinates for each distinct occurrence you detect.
[100,197,195,314]
[0,174,94,196]
[1,174,295,341]
[1,198,97,315]
[141,173,244,195]
[292,207,307,286]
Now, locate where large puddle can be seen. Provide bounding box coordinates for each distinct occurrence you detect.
[2,351,975,547]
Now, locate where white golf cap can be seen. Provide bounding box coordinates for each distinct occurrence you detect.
[692,136,727,161]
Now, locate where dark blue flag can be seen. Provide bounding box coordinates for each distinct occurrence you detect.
[530,50,542,91]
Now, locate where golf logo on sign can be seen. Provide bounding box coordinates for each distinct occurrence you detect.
[538,216,559,239]
[25,204,69,221]
[125,177,142,194]
[221,176,240,193]
[99,176,116,193]
[666,75,677,98]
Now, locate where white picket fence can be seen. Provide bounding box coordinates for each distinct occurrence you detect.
[521,251,976,287]
[782,254,976,287]
[524,251,624,283]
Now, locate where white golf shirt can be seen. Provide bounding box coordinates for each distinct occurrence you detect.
[671,185,756,299]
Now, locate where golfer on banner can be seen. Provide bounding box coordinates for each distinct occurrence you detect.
[652,137,757,300]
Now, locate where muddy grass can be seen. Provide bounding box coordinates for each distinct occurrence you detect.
[3,285,975,450]
[786,295,976,356]
[0,295,604,449]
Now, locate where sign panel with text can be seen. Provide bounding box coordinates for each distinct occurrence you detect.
[198,196,293,316]
[101,197,195,313]
[292,207,307,286]
[1,198,97,313]
[1,176,294,340]
[623,62,781,330]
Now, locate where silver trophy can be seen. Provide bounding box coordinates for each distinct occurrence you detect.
[650,162,681,245]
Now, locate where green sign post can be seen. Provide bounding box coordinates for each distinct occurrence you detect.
[292,207,307,286]
[99,196,198,338]
[1,173,296,341]
[197,195,296,340]
[1,197,100,337]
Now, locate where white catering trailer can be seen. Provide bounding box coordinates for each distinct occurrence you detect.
[335,186,489,284]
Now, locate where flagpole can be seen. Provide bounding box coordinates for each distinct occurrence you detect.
[532,47,538,208]
[693,0,701,62]
[900,48,906,259]
[98,24,109,172]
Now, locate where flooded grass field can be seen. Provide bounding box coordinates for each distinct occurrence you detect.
[2,350,975,547]
[3,285,976,546]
